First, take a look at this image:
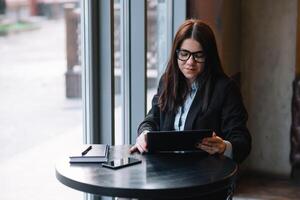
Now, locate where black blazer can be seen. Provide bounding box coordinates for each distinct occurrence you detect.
[138,75,251,163]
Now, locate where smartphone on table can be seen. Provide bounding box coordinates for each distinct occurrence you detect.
[102,157,142,169]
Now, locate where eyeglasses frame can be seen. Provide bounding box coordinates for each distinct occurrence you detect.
[176,49,206,63]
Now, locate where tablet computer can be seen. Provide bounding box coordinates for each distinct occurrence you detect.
[147,129,213,153]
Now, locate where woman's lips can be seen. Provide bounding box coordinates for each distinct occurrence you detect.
[185,67,196,71]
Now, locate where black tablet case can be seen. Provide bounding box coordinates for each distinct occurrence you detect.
[147,130,212,153]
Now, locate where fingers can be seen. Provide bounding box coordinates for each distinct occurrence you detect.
[196,143,219,154]
[202,132,220,143]
[138,143,148,153]
[212,132,217,137]
[129,145,138,153]
[129,132,148,154]
[137,136,147,149]
[129,143,148,154]
[196,132,225,154]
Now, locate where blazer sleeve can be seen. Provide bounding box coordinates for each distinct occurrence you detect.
[221,80,252,163]
[137,78,163,135]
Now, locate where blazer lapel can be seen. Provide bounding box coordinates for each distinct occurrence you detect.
[184,90,203,130]
[161,112,176,131]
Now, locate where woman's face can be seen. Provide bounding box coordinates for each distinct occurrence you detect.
[177,38,205,84]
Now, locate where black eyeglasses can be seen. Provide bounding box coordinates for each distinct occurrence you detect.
[176,49,205,63]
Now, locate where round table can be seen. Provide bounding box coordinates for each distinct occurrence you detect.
[56,145,237,199]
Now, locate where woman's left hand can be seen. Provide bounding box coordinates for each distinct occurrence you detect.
[196,132,226,155]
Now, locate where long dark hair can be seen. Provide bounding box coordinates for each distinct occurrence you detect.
[159,19,225,113]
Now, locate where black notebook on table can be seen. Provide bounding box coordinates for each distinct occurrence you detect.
[147,129,212,153]
[69,144,109,163]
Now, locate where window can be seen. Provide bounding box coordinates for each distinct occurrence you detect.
[146,0,171,111]
[0,0,83,199]
[83,0,186,147]
[114,0,123,145]
[0,0,185,199]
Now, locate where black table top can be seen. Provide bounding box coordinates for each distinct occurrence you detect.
[56,145,237,199]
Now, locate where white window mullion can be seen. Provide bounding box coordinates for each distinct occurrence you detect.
[120,0,131,145]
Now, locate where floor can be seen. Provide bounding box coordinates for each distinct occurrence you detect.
[233,172,300,200]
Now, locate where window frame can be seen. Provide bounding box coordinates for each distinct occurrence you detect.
[81,0,186,146]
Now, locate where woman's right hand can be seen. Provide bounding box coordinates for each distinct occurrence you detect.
[129,131,149,153]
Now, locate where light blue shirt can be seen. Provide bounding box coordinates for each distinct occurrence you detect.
[174,82,198,131]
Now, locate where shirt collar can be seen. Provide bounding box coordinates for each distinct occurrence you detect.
[191,81,198,92]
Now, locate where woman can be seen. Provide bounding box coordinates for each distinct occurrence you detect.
[130,19,251,164]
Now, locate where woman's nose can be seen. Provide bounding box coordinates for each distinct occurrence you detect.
[186,55,196,64]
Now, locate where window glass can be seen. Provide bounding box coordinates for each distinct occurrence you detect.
[147,0,169,111]
[114,0,123,144]
[0,1,82,199]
